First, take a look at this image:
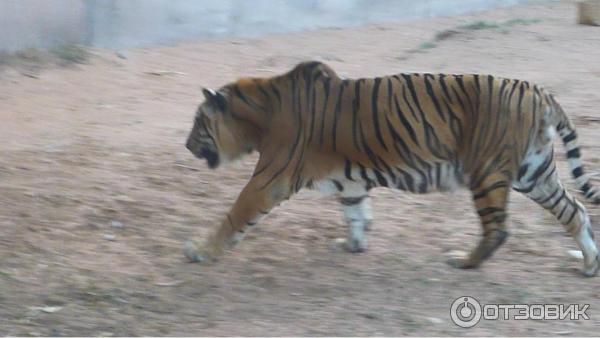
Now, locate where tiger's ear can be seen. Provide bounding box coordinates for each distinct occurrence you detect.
[202,88,227,112]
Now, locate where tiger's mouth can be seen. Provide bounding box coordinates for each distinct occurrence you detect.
[200,148,220,169]
[186,139,220,169]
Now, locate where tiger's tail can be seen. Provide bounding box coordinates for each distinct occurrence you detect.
[546,95,600,204]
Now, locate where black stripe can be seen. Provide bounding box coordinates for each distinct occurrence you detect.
[385,115,413,165]
[254,80,271,103]
[371,77,388,151]
[528,155,553,183]
[549,189,567,210]
[377,156,397,185]
[351,80,362,151]
[539,187,561,205]
[518,164,529,180]
[435,162,441,188]
[453,75,474,116]
[269,83,282,109]
[307,76,318,144]
[487,75,495,118]
[358,162,375,187]
[557,202,570,220]
[399,80,419,121]
[331,179,344,192]
[318,78,332,147]
[566,206,578,225]
[340,196,367,206]
[393,94,419,145]
[344,158,354,181]
[517,82,525,119]
[233,86,266,112]
[572,166,584,178]
[473,74,481,94]
[227,214,235,230]
[513,184,534,194]
[478,207,504,217]
[566,148,580,159]
[473,181,509,200]
[423,74,446,122]
[331,81,346,151]
[563,131,576,143]
[373,169,388,187]
[401,74,425,119]
[358,118,383,171]
[581,183,591,193]
[438,74,454,104]
[397,168,416,192]
[423,120,448,160]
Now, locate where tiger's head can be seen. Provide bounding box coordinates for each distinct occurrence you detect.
[186,87,258,169]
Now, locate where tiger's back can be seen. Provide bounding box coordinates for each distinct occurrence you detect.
[278,66,551,197]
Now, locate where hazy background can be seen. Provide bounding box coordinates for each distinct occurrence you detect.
[0,0,525,51]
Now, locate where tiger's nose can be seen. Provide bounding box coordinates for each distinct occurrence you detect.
[186,139,202,157]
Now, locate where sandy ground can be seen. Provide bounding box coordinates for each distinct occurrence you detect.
[1,0,600,336]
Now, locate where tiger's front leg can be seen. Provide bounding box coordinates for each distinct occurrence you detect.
[184,177,290,264]
[339,195,372,253]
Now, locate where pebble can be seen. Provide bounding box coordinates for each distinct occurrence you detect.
[103,234,116,241]
[30,306,62,313]
[446,250,468,258]
[567,250,584,260]
[555,331,573,336]
[427,317,444,324]
[110,220,123,228]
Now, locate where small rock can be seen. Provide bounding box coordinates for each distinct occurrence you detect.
[568,250,584,260]
[115,195,135,203]
[103,234,116,241]
[116,52,127,59]
[110,220,123,228]
[154,280,184,287]
[30,306,62,313]
[427,317,444,324]
[556,331,573,336]
[359,312,379,320]
[446,250,468,258]
[328,238,347,252]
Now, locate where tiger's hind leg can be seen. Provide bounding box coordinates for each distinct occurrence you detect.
[448,172,511,269]
[514,155,599,277]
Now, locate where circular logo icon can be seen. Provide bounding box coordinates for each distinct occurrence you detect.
[450,296,482,328]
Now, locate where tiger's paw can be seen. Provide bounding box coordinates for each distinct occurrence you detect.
[581,254,600,277]
[364,219,373,232]
[330,237,367,253]
[446,257,479,269]
[183,240,218,265]
[345,237,368,253]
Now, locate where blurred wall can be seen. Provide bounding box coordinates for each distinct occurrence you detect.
[0,0,525,52]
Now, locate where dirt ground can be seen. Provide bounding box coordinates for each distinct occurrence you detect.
[1,1,600,336]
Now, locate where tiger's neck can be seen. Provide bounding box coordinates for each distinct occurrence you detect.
[226,78,274,153]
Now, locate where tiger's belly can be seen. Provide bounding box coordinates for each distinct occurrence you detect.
[310,161,465,196]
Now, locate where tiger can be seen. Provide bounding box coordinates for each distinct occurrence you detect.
[184,61,600,276]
